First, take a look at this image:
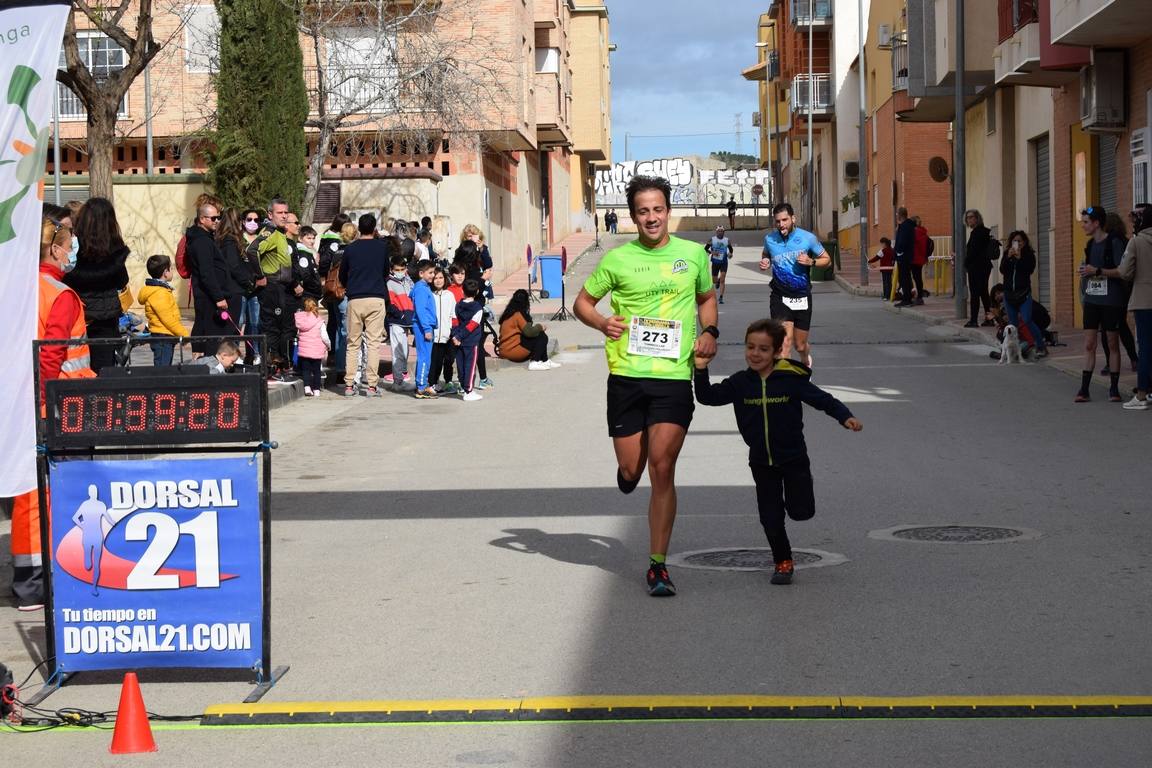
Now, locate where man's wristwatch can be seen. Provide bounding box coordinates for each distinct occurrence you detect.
[702,325,719,339]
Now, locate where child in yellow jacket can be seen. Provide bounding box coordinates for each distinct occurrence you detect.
[137,255,190,366]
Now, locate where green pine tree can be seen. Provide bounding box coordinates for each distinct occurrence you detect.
[211,0,308,211]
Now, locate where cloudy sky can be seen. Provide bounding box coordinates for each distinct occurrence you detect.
[607,2,763,163]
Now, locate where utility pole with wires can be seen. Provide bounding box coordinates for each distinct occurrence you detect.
[734,113,743,157]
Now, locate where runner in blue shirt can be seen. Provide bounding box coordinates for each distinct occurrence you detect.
[758,203,831,368]
[704,226,735,304]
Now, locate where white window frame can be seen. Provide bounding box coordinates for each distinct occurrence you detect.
[57,32,129,121]
[184,4,219,74]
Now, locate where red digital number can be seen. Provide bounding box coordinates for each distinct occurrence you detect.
[92,396,114,430]
[124,394,148,431]
[217,392,240,430]
[187,392,211,430]
[60,396,85,433]
[154,393,177,430]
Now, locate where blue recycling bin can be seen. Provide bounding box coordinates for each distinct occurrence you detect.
[539,254,563,299]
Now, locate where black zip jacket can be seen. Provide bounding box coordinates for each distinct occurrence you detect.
[694,360,853,466]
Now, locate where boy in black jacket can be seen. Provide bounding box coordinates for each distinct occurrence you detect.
[694,318,862,585]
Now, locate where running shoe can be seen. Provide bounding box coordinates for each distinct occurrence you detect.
[718,296,725,304]
[462,391,483,402]
[646,562,676,597]
[477,377,495,389]
[1074,392,1090,403]
[415,387,439,399]
[1122,395,1149,410]
[441,382,460,395]
[544,360,562,368]
[1109,390,1123,403]
[770,560,794,586]
[344,386,357,398]
[617,468,640,495]
[528,361,550,371]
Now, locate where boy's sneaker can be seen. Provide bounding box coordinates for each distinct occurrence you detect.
[382,373,394,384]
[462,391,483,402]
[646,561,676,597]
[442,382,460,395]
[477,377,494,389]
[415,387,439,399]
[304,386,313,396]
[770,560,794,586]
[528,360,550,371]
[344,386,357,398]
[1122,395,1149,410]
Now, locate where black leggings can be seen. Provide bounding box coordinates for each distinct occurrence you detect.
[911,264,926,299]
[897,262,914,302]
[966,263,992,322]
[430,341,455,384]
[521,333,550,362]
[298,357,322,390]
[750,459,815,564]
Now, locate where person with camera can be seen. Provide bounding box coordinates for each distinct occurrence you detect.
[998,230,1047,362]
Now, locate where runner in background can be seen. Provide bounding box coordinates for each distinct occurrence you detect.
[574,174,718,598]
[759,202,830,368]
[705,226,735,304]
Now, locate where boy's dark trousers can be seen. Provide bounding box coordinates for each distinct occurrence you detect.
[298,356,323,390]
[750,458,815,563]
[151,334,176,367]
[455,344,480,392]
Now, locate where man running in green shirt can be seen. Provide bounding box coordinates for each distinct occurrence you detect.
[574,175,719,596]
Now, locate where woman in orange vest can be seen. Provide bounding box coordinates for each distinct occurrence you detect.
[10,218,95,611]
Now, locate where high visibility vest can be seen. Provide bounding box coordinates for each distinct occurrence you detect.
[38,272,96,378]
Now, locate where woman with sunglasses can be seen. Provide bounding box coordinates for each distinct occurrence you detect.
[186,200,243,354]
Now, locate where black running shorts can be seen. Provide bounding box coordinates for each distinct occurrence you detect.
[606,375,694,437]
[769,291,814,332]
[711,260,728,278]
[1082,302,1124,332]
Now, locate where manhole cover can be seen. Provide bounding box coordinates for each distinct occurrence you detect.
[869,525,1041,544]
[667,547,848,572]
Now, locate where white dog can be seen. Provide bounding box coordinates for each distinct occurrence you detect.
[999,324,1023,364]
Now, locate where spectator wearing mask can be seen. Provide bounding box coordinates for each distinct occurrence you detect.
[999,230,1048,362]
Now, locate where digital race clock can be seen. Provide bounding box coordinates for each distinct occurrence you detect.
[43,373,265,448]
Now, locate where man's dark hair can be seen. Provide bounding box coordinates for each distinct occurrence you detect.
[896,206,909,220]
[745,318,786,351]
[625,175,672,214]
[420,216,432,229]
[462,278,481,298]
[358,213,377,235]
[1081,205,1107,226]
[146,254,171,278]
[772,202,794,217]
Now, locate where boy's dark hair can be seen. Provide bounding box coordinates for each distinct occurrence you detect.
[880,237,891,246]
[772,202,794,217]
[300,225,317,238]
[448,262,465,276]
[390,253,409,269]
[216,340,241,357]
[462,278,481,298]
[415,258,434,272]
[418,228,432,242]
[421,215,432,229]
[625,175,671,215]
[146,254,172,279]
[358,213,377,235]
[745,318,787,352]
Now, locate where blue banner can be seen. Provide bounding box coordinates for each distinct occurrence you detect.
[49,459,262,672]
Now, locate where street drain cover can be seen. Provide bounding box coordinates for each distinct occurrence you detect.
[869,525,1041,544]
[667,547,848,572]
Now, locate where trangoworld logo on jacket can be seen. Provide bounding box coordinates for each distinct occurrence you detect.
[744,395,790,405]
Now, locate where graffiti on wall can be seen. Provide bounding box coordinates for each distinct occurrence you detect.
[595,158,773,207]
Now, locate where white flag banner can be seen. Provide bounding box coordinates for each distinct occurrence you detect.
[0,0,72,496]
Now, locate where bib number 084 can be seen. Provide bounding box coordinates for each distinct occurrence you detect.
[124,511,220,589]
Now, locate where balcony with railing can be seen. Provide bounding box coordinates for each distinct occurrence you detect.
[891,33,908,91]
[304,66,398,116]
[790,0,832,26]
[998,0,1038,43]
[790,73,833,115]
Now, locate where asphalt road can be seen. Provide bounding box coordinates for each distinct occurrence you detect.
[3,230,1150,766]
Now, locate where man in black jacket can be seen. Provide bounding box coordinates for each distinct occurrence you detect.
[893,207,917,307]
[186,201,241,354]
[339,213,393,396]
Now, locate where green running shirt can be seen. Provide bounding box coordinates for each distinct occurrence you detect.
[583,236,712,380]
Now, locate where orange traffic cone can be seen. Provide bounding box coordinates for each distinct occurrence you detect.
[109,672,157,754]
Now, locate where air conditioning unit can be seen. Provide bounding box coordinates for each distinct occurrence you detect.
[844,161,860,179]
[1080,50,1125,133]
[1132,127,1149,159]
[877,24,891,48]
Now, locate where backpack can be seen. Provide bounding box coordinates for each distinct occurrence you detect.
[926,237,935,258]
[986,237,1001,262]
[175,235,191,278]
[323,256,345,301]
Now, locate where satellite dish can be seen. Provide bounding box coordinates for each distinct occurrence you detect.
[928,156,950,183]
